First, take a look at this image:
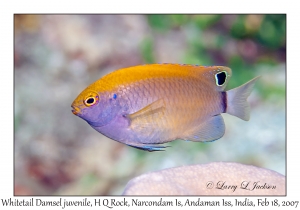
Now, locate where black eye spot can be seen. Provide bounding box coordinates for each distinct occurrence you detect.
[86,97,94,104]
[216,71,227,86]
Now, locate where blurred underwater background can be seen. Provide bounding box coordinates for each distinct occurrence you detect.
[14,14,285,195]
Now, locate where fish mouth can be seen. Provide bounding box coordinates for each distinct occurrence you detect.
[71,105,81,115]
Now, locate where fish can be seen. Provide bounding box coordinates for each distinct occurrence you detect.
[71,64,259,152]
[122,162,285,195]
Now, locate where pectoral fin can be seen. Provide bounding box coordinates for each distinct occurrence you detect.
[127,98,166,123]
[182,115,225,142]
[125,99,167,137]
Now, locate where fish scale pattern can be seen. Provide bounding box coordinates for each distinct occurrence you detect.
[118,75,223,144]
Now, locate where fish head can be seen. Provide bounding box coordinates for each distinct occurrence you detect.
[71,86,121,127]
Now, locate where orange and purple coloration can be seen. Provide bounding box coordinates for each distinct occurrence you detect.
[71,64,259,151]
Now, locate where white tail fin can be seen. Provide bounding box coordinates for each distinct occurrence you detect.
[226,76,260,121]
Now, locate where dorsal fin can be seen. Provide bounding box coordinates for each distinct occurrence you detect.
[93,64,232,92]
[195,66,232,91]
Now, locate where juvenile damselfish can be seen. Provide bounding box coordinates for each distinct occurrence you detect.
[71,64,259,151]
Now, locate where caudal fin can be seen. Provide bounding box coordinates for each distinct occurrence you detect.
[226,76,260,121]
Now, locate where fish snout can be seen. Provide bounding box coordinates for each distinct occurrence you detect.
[71,105,81,115]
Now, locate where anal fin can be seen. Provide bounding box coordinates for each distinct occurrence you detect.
[183,115,225,142]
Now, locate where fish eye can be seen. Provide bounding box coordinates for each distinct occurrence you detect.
[84,93,99,107]
[215,71,227,86]
[86,97,95,104]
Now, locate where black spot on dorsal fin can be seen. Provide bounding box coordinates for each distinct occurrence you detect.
[215,71,227,86]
